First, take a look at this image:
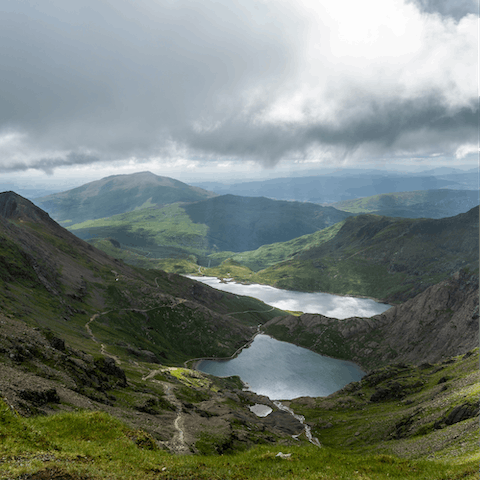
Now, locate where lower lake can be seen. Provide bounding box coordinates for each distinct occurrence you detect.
[197,334,365,400]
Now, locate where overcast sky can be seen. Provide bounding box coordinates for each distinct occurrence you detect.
[0,0,477,187]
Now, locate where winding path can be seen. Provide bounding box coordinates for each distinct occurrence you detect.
[142,369,190,454]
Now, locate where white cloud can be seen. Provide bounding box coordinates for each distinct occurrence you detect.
[0,0,476,174]
[455,143,478,159]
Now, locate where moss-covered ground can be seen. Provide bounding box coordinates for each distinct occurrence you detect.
[1,400,477,480]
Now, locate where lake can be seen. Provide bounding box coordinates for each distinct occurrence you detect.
[190,275,388,399]
[187,276,391,318]
[197,334,365,400]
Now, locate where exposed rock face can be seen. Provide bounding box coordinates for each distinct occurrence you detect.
[264,269,478,370]
[0,191,55,226]
[362,269,478,366]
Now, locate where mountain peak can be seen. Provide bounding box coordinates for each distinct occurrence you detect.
[35,172,217,225]
[0,191,54,225]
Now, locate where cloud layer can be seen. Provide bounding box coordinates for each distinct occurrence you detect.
[0,0,476,172]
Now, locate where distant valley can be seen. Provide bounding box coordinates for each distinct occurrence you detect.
[31,171,479,305]
[0,186,478,478]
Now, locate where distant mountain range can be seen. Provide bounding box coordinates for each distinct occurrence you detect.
[25,171,479,303]
[191,172,467,204]
[332,189,479,219]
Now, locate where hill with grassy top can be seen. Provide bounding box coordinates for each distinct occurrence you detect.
[34,171,217,225]
[68,203,211,260]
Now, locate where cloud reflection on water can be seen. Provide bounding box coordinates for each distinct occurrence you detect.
[187,276,390,319]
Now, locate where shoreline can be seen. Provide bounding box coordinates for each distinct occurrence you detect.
[184,328,262,371]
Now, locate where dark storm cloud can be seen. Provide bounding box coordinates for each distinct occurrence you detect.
[0,0,293,157]
[0,152,100,174]
[184,94,478,162]
[407,0,476,21]
[0,0,476,171]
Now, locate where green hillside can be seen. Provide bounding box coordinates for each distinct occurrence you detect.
[65,194,353,263]
[69,203,211,259]
[193,207,479,303]
[256,207,478,302]
[0,192,284,364]
[2,388,478,480]
[333,189,479,218]
[182,194,352,252]
[207,221,346,272]
[34,171,217,225]
[0,192,478,479]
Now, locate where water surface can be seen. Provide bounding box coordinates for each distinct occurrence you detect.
[187,276,390,318]
[197,334,364,400]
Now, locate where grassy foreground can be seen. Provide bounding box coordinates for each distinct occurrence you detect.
[1,401,477,480]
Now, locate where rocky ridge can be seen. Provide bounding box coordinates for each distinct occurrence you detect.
[264,269,478,370]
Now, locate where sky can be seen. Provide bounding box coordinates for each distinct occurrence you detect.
[0,0,477,191]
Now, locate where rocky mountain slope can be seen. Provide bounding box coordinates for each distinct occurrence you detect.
[264,269,479,370]
[0,191,306,454]
[34,171,217,225]
[0,313,305,456]
[0,192,290,362]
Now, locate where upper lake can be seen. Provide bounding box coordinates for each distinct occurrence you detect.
[187,276,391,318]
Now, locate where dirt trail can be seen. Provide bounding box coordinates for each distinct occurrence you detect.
[85,296,185,364]
[142,369,190,454]
[85,311,122,364]
[85,314,100,343]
